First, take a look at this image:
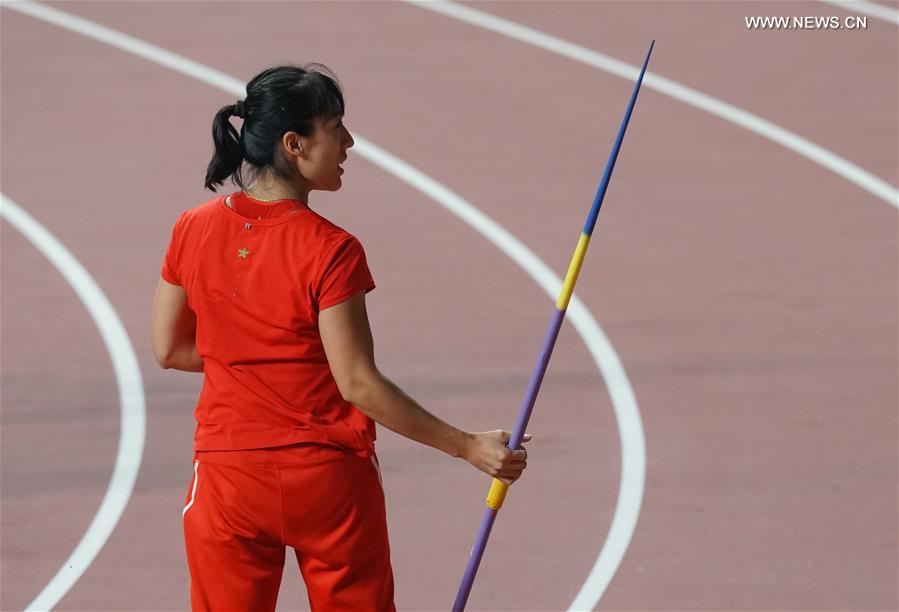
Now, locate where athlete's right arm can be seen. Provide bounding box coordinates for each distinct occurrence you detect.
[150,278,204,373]
[319,292,528,484]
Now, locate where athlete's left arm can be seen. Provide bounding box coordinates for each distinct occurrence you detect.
[150,278,204,372]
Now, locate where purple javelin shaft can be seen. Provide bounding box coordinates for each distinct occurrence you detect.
[452,509,498,611]
[453,309,565,612]
[452,40,655,611]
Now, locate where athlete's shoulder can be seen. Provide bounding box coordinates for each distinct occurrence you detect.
[166,195,223,234]
[180,195,223,221]
[303,208,362,248]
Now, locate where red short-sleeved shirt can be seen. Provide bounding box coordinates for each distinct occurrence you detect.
[161,191,377,456]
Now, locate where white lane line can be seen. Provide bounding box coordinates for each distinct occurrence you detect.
[820,0,899,25]
[0,195,146,612]
[407,0,899,211]
[1,2,646,610]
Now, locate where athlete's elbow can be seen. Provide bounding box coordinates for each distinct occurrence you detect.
[152,341,173,369]
[337,367,382,408]
[339,378,368,406]
[155,351,176,370]
[152,339,182,370]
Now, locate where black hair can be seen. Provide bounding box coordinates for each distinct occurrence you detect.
[204,63,345,191]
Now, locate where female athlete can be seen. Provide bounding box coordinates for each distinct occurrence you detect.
[150,64,529,612]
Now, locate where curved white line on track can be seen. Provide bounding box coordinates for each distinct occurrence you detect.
[408,0,899,211]
[2,1,645,610]
[820,0,899,25]
[0,195,146,612]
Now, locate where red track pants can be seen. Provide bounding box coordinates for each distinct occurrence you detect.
[182,444,395,612]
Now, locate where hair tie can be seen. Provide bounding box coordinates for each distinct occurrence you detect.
[233,99,246,118]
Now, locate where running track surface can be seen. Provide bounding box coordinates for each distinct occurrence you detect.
[2,2,896,610]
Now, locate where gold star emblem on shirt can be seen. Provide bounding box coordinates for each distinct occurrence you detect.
[237,248,250,259]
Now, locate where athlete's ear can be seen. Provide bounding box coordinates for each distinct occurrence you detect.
[282,131,306,159]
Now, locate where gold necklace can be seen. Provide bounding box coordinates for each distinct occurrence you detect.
[242,190,297,203]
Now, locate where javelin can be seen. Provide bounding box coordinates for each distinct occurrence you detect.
[452,40,655,611]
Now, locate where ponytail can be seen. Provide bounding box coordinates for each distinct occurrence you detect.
[203,64,345,192]
[204,102,246,191]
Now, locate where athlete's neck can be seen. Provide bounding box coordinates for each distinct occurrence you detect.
[245,172,309,204]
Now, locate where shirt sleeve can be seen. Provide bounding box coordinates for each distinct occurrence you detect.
[160,212,186,286]
[316,234,376,310]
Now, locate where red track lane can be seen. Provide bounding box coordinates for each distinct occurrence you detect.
[2,2,896,610]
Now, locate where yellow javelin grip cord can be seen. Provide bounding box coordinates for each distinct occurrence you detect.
[486,478,508,510]
[556,233,591,311]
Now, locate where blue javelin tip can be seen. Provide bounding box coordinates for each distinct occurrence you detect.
[582,40,654,237]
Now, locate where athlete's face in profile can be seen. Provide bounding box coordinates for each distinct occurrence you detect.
[292,115,354,192]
